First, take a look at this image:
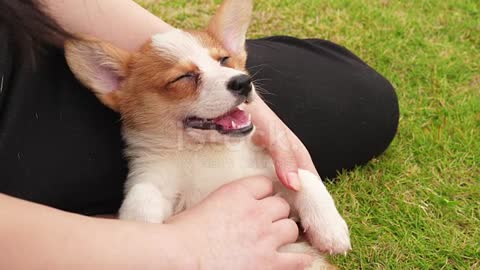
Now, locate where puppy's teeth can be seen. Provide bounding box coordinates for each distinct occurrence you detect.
[231,121,237,129]
[248,114,252,122]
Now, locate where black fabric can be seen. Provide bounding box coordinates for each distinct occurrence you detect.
[0,29,399,215]
[0,25,126,215]
[246,36,399,179]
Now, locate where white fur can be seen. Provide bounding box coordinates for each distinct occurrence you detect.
[291,170,351,255]
[0,74,4,94]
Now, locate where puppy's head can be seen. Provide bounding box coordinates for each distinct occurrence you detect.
[65,0,255,145]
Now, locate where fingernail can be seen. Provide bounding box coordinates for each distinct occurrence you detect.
[287,172,301,191]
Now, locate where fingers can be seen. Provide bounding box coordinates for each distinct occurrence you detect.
[230,175,274,200]
[270,136,301,191]
[248,98,309,191]
[277,253,314,270]
[271,218,299,247]
[259,196,290,222]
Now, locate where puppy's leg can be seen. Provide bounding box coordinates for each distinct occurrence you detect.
[279,169,351,254]
[119,182,174,223]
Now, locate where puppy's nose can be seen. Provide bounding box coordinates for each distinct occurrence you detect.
[227,75,252,97]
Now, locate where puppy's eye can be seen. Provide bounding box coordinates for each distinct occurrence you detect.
[172,72,198,83]
[219,56,230,66]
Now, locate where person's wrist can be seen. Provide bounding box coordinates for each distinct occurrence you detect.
[163,223,201,270]
[133,222,199,270]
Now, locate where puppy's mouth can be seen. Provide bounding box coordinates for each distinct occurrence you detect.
[184,107,254,136]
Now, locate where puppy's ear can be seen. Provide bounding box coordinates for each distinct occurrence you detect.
[207,0,253,56]
[65,38,130,111]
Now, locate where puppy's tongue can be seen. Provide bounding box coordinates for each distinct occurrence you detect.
[214,108,251,130]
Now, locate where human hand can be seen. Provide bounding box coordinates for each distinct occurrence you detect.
[247,98,318,191]
[165,176,313,270]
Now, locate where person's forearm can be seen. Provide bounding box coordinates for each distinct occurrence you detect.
[0,194,190,270]
[42,0,174,51]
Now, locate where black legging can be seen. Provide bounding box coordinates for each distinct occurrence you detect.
[0,30,399,215]
[246,37,399,179]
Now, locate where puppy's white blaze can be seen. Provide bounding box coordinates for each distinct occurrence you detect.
[193,60,247,119]
[152,30,220,74]
[151,30,207,64]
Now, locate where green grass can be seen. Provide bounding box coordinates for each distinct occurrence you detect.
[137,0,479,269]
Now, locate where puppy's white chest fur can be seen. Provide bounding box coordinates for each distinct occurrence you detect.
[180,143,275,208]
[124,140,274,215]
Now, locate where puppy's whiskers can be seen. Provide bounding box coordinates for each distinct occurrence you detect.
[0,74,4,94]
[249,66,266,80]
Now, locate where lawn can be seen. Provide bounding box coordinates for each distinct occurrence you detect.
[136,0,479,269]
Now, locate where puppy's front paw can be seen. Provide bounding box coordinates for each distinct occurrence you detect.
[119,183,173,223]
[296,169,351,255]
[301,206,351,255]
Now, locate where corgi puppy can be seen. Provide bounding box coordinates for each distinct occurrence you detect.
[65,0,351,269]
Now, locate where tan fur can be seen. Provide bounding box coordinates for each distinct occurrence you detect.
[119,44,202,131]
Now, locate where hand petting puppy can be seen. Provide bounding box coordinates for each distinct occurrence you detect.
[248,97,318,191]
